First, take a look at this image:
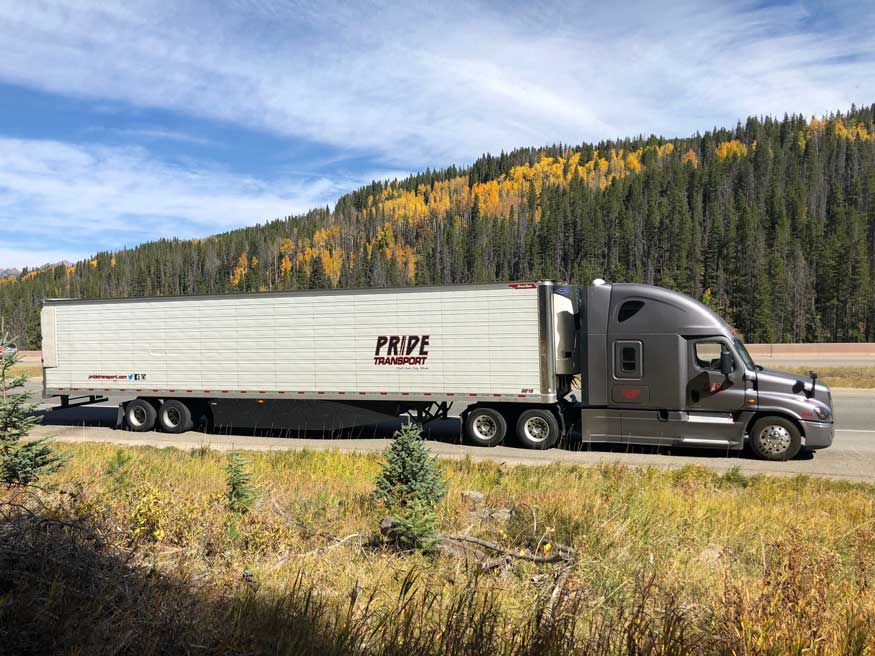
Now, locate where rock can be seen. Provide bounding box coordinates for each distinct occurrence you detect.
[486,508,511,522]
[461,490,486,505]
[380,516,399,538]
[697,543,725,567]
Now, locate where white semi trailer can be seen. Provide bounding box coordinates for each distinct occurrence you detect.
[41,280,835,460]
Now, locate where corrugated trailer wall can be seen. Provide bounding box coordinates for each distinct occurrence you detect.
[42,284,546,401]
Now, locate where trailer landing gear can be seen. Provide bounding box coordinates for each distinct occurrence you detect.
[410,401,452,425]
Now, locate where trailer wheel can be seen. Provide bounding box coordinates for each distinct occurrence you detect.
[157,399,194,433]
[463,407,507,447]
[516,408,560,450]
[749,416,802,461]
[124,399,157,432]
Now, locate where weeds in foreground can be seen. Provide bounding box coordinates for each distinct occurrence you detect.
[1,444,874,655]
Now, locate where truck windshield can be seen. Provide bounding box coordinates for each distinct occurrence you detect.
[733,338,756,370]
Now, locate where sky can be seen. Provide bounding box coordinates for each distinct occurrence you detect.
[0,0,874,269]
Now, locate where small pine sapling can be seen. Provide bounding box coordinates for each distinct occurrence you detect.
[373,422,446,553]
[0,333,65,486]
[225,451,257,514]
[374,422,446,509]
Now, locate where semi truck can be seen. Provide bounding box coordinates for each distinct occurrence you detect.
[40,280,835,461]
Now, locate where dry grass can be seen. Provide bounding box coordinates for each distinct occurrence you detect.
[9,363,42,378]
[2,443,875,654]
[782,365,875,388]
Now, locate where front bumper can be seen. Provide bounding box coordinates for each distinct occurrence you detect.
[801,420,834,449]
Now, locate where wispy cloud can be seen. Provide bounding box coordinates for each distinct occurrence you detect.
[2,1,873,166]
[0,137,406,267]
[97,127,216,146]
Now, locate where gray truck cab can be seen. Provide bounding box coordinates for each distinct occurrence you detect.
[577,281,834,460]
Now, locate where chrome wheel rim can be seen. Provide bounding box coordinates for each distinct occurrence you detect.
[472,414,498,441]
[164,407,181,427]
[130,406,147,427]
[758,425,791,456]
[524,416,550,443]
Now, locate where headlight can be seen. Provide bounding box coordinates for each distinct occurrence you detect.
[813,406,831,421]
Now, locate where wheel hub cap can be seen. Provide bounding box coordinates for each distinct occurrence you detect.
[165,408,181,426]
[131,407,146,426]
[524,417,550,442]
[759,425,791,455]
[473,415,497,440]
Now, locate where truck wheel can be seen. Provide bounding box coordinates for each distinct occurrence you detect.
[125,399,157,432]
[463,407,507,447]
[749,416,802,461]
[157,399,194,433]
[516,408,560,450]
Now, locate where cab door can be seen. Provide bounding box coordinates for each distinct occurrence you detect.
[686,338,747,412]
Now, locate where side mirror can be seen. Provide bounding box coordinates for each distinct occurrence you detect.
[720,351,734,376]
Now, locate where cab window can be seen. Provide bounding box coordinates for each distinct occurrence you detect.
[694,341,733,371]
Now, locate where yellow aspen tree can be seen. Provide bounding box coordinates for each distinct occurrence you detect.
[280,255,292,277]
[682,149,699,167]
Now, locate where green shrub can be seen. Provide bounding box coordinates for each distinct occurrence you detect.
[106,448,132,489]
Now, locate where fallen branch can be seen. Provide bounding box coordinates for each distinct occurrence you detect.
[542,563,575,624]
[441,533,575,564]
[291,533,362,558]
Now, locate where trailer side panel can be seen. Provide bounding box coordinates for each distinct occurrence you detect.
[43,285,552,403]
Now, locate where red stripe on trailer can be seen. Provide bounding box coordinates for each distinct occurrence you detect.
[359,392,367,395]
[493,394,502,398]
[318,391,325,395]
[447,393,455,396]
[278,391,285,395]
[169,389,176,393]
[135,389,142,392]
[152,389,159,392]
[380,392,388,396]
[517,394,527,398]
[424,392,432,396]
[259,391,266,394]
[186,390,193,393]
[204,390,211,393]
[468,393,478,397]
[240,391,247,394]
[401,392,409,396]
[338,391,346,395]
[221,390,229,393]
[298,391,305,395]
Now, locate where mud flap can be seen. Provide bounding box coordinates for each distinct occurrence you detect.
[116,402,126,429]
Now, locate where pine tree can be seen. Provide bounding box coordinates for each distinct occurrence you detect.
[224,451,257,514]
[373,422,446,509]
[308,254,327,289]
[373,422,446,552]
[0,334,65,485]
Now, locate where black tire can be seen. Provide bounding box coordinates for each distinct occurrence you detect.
[749,416,802,461]
[157,399,194,434]
[516,408,561,450]
[463,407,507,447]
[124,398,157,432]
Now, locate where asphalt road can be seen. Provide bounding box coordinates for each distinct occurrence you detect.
[25,378,875,482]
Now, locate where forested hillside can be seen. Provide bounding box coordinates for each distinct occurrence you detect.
[4,106,875,348]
